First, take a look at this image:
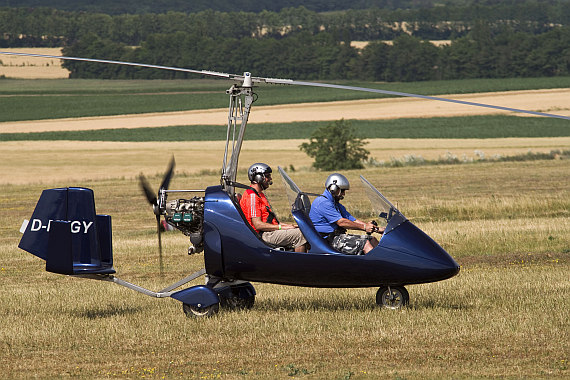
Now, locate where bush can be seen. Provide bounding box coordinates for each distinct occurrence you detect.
[299,119,369,171]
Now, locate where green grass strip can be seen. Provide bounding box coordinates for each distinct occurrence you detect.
[1,115,569,141]
[2,76,570,122]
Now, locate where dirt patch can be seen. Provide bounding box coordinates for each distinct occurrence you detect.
[1,88,569,133]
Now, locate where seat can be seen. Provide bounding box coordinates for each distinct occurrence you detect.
[291,192,338,254]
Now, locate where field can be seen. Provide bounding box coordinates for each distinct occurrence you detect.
[0,48,69,79]
[0,76,569,379]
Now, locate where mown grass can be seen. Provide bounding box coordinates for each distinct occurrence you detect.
[2,76,570,121]
[2,115,570,141]
[1,159,568,379]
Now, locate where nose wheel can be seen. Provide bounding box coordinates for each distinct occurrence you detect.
[376,286,409,309]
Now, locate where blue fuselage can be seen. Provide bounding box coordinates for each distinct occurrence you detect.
[203,186,459,287]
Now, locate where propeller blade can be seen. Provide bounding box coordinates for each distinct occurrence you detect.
[139,174,157,206]
[159,156,176,192]
[2,51,567,120]
[156,215,164,277]
[138,158,174,278]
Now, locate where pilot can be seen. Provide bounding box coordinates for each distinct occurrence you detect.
[240,163,308,252]
[310,173,383,254]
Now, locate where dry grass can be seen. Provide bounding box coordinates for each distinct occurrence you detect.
[1,137,569,185]
[1,265,567,379]
[1,144,568,378]
[0,48,69,79]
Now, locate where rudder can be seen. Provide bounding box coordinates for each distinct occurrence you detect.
[19,187,115,275]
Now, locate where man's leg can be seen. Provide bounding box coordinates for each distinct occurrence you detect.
[333,234,377,255]
[363,237,379,254]
[294,243,307,253]
[262,228,307,252]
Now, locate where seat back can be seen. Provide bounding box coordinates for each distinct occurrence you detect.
[291,193,338,254]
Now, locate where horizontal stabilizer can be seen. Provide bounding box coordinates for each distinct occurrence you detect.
[19,187,115,275]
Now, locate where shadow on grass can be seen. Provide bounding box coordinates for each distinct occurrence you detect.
[73,304,143,319]
[255,297,377,312]
[254,293,470,313]
[408,299,471,311]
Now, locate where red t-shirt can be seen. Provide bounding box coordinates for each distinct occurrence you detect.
[239,189,278,233]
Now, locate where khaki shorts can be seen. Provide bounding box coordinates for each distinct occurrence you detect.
[262,228,307,249]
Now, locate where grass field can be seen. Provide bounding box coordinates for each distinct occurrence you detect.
[1,159,568,379]
[0,48,69,79]
[2,115,569,141]
[1,76,569,379]
[2,76,570,122]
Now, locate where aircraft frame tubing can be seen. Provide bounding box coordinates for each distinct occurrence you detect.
[73,268,207,298]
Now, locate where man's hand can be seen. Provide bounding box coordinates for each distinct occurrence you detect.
[280,223,297,230]
[364,221,377,233]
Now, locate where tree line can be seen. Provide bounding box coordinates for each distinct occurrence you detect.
[1,2,568,48]
[62,24,570,82]
[6,0,570,15]
[1,3,568,82]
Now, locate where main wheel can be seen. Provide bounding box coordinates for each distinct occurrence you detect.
[219,287,255,310]
[182,302,219,318]
[376,286,409,309]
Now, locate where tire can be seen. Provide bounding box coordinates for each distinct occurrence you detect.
[219,288,255,310]
[182,302,220,318]
[376,286,409,309]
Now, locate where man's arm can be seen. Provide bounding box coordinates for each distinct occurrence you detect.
[336,218,384,234]
[251,217,296,232]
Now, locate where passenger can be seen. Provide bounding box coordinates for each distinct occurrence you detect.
[240,163,308,252]
[310,173,383,255]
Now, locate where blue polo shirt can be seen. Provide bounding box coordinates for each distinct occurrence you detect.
[309,190,356,235]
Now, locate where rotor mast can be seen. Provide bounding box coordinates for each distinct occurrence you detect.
[221,72,254,195]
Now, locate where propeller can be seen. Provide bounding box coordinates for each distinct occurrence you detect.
[1,51,569,120]
[138,156,176,276]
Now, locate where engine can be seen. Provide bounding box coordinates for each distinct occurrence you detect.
[164,196,204,254]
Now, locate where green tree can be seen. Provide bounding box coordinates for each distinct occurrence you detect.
[300,119,369,171]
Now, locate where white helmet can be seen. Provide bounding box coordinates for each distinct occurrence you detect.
[325,173,350,199]
[248,163,273,189]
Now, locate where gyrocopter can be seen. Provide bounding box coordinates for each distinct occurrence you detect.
[6,51,568,317]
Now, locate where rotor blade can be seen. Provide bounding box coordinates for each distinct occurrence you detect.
[156,215,164,277]
[3,50,568,120]
[0,51,241,81]
[160,156,176,192]
[139,174,157,206]
[260,78,570,121]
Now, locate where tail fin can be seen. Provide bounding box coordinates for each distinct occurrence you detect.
[19,187,115,275]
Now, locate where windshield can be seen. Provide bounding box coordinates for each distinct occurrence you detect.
[279,168,405,225]
[278,166,316,215]
[359,176,406,223]
[278,166,302,209]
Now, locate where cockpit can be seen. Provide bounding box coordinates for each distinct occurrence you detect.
[277,167,407,254]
